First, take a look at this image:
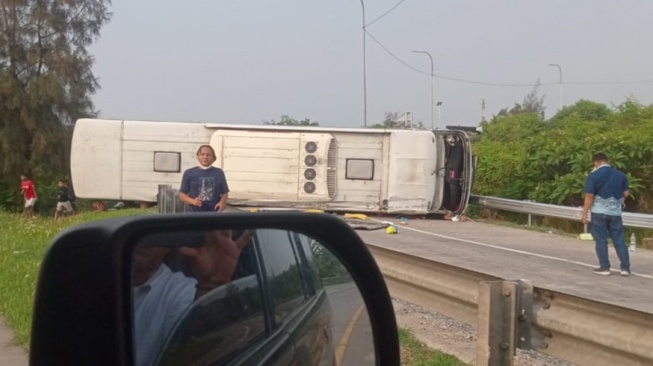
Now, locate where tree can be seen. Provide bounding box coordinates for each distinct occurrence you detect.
[264,115,319,126]
[0,0,112,210]
[494,80,546,120]
[479,112,545,144]
[548,99,613,127]
[369,111,426,130]
[474,99,652,211]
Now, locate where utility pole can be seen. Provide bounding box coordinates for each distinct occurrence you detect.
[481,99,486,122]
[360,0,368,127]
[412,50,435,129]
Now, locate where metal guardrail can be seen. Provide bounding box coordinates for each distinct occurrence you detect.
[368,243,498,326]
[368,244,653,366]
[471,195,653,229]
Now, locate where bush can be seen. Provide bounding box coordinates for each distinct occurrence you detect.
[474,99,653,213]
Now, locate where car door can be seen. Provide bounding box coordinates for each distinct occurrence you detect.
[153,242,269,366]
[230,229,334,366]
[253,229,310,365]
[148,229,335,366]
[288,233,335,366]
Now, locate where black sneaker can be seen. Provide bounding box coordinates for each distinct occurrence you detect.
[620,269,631,276]
[593,267,610,276]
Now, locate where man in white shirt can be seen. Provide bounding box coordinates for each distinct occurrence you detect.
[133,247,196,366]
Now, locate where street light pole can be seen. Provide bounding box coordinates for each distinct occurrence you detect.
[412,50,434,129]
[436,101,443,129]
[360,0,368,127]
[549,63,563,111]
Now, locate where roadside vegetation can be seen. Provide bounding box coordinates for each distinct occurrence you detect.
[0,208,150,346]
[399,327,468,366]
[472,88,653,241]
[475,94,653,209]
[0,0,112,214]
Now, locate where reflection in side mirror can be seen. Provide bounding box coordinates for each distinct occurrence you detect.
[132,228,374,366]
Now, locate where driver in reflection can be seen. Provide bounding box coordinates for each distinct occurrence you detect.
[132,229,254,366]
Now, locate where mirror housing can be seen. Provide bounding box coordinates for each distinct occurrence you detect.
[30,212,399,366]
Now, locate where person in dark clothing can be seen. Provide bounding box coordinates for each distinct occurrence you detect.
[54,179,74,220]
[581,152,631,276]
[178,145,229,212]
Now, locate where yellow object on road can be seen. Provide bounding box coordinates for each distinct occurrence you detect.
[344,213,369,220]
[386,225,398,234]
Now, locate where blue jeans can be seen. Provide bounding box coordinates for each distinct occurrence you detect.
[590,213,630,270]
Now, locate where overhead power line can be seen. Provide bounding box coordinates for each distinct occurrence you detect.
[364,29,548,87]
[364,29,653,87]
[364,30,430,76]
[365,0,409,28]
[565,80,653,85]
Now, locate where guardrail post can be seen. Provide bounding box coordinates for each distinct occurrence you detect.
[157,184,186,214]
[477,280,534,366]
[526,200,533,226]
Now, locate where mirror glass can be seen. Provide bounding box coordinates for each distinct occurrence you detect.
[131,228,375,366]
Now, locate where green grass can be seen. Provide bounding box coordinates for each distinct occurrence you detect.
[0,208,153,347]
[399,327,468,366]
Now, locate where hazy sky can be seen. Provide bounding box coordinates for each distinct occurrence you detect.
[90,1,653,129]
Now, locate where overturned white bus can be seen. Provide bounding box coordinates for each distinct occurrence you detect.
[70,118,474,215]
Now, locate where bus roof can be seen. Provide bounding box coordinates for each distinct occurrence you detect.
[204,123,428,134]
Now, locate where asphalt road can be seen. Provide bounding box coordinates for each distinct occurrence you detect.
[357,218,653,314]
[325,282,375,366]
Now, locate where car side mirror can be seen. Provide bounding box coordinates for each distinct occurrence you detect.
[30,212,399,366]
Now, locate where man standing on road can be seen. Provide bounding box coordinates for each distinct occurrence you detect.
[20,173,37,218]
[581,152,631,276]
[178,145,229,212]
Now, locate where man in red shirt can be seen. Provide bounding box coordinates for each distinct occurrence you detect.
[20,174,37,218]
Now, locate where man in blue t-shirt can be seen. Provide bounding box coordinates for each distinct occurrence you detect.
[179,145,229,212]
[581,152,631,276]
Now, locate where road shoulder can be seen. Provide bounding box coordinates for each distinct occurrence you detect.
[0,316,28,366]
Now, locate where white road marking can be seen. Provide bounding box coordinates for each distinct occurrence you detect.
[371,219,653,280]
